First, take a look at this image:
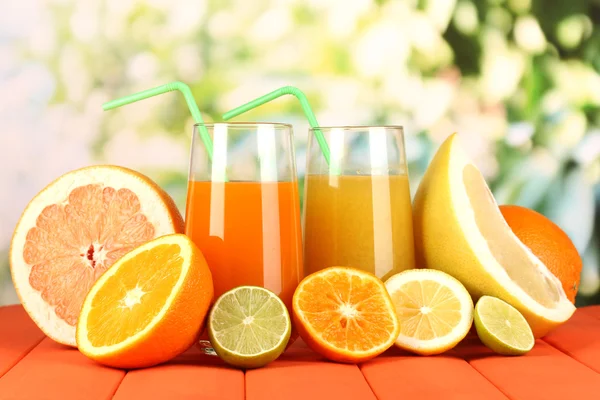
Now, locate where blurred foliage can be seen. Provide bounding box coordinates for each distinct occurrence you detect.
[1,0,599,305]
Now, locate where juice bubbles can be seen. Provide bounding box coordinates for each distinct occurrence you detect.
[303,174,415,280]
[185,180,302,309]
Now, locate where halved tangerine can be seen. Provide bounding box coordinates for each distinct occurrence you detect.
[293,267,400,363]
[10,165,184,346]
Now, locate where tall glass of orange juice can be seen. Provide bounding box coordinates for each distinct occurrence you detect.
[303,126,415,280]
[185,123,303,317]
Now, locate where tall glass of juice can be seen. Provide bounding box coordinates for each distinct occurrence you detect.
[303,126,415,280]
[185,123,303,317]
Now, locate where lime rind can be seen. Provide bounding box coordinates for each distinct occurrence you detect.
[474,296,534,356]
[208,286,291,369]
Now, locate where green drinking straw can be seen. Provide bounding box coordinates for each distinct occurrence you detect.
[103,81,214,161]
[222,86,332,167]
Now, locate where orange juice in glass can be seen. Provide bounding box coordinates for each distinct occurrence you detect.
[303,126,415,280]
[185,123,303,314]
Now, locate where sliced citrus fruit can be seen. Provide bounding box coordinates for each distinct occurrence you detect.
[412,134,575,337]
[10,165,184,346]
[474,296,534,356]
[208,286,291,369]
[292,267,400,363]
[76,234,213,368]
[385,269,473,355]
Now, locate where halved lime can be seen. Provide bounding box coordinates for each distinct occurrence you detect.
[474,296,534,356]
[208,286,291,369]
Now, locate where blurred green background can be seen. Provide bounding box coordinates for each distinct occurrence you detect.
[1,0,599,306]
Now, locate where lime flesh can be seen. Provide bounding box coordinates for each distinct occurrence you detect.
[474,296,534,356]
[208,286,291,369]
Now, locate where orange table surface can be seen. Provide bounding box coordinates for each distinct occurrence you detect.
[2,305,600,400]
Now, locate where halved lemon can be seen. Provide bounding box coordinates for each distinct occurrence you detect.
[413,134,575,337]
[77,234,213,369]
[385,269,473,355]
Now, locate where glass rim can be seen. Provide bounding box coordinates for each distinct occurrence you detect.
[309,125,404,131]
[194,122,293,129]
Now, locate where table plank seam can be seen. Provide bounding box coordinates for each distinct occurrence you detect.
[108,372,127,400]
[464,361,515,400]
[357,367,383,400]
[0,335,45,380]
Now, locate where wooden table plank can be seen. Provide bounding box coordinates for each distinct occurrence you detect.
[113,345,244,400]
[0,305,45,379]
[579,305,600,320]
[543,310,600,374]
[246,341,376,400]
[455,338,600,400]
[0,338,125,400]
[360,347,508,400]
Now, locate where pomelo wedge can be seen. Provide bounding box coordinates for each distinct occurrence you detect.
[413,134,575,338]
[10,165,184,346]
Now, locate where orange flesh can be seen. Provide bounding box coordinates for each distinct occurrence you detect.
[390,280,462,340]
[23,184,155,325]
[463,165,561,307]
[296,272,397,352]
[87,244,183,347]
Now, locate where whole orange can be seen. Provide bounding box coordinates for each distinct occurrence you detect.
[499,205,582,303]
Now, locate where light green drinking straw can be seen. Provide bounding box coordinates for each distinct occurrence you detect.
[222,86,332,167]
[103,81,214,161]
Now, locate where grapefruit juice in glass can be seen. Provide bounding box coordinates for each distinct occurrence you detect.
[303,126,415,280]
[185,123,303,313]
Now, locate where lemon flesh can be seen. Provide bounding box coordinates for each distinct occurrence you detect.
[208,286,291,369]
[385,269,474,355]
[475,296,534,356]
[413,134,575,337]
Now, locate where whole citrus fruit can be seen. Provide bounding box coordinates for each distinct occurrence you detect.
[499,205,582,304]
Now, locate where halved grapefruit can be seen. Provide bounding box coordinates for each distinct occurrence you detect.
[412,134,575,338]
[10,165,184,346]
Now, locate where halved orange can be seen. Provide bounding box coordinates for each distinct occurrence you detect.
[76,234,213,369]
[10,165,184,346]
[292,267,400,363]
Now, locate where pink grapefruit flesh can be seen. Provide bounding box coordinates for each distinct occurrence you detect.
[10,166,184,346]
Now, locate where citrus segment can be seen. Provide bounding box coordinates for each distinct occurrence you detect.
[10,165,184,346]
[412,134,575,337]
[385,269,473,355]
[292,267,400,363]
[77,234,213,369]
[500,205,582,303]
[208,286,291,369]
[474,296,534,356]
